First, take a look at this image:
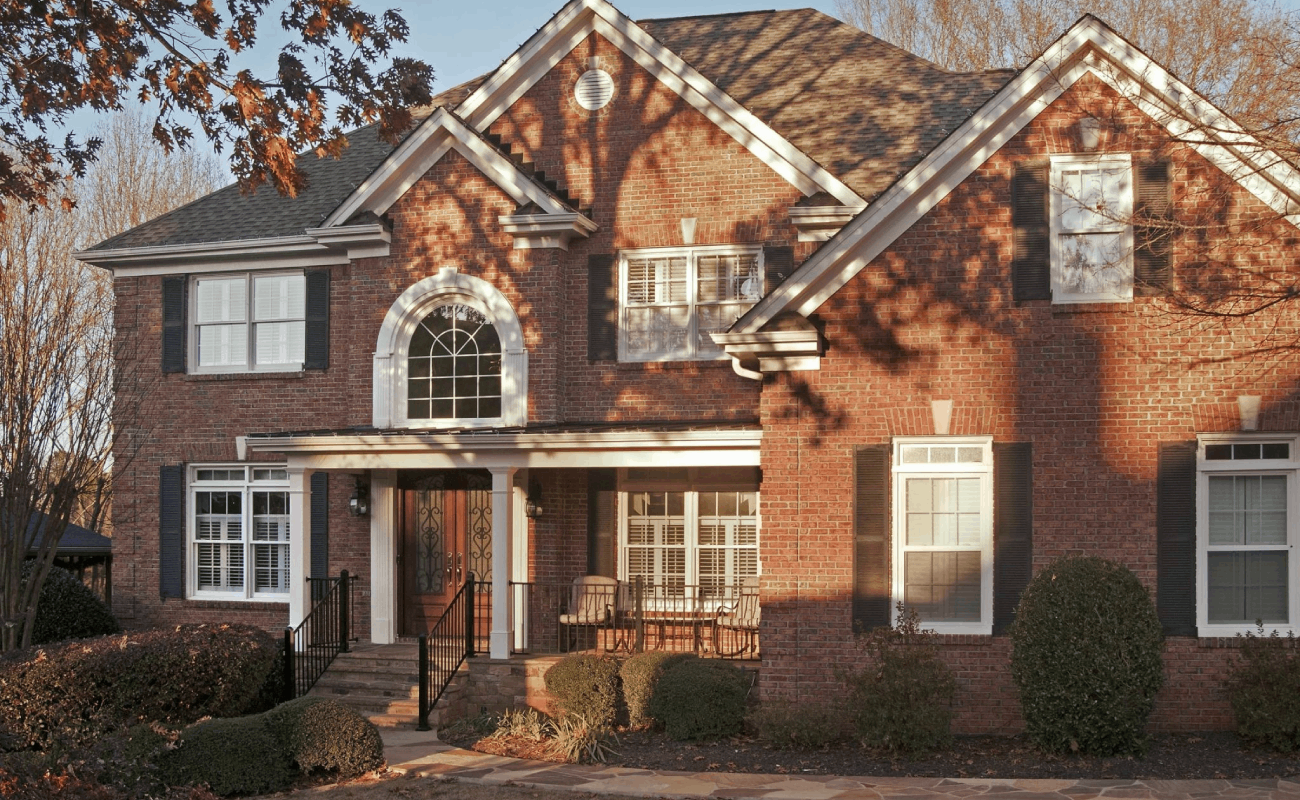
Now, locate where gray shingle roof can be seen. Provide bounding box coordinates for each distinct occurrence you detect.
[89,9,1012,252]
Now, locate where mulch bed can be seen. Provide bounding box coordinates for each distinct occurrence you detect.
[439,727,1300,780]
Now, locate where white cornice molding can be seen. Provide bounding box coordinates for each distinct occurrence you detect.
[498,212,598,249]
[323,107,573,229]
[712,329,823,376]
[789,205,862,242]
[73,235,351,276]
[305,223,392,259]
[731,15,1300,334]
[453,0,863,207]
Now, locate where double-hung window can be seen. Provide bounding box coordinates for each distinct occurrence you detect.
[1198,435,1299,635]
[193,272,306,371]
[1049,154,1134,303]
[620,245,763,361]
[892,438,993,634]
[190,466,291,600]
[619,468,760,606]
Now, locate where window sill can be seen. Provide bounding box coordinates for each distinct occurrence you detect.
[1050,302,1137,315]
[181,371,307,382]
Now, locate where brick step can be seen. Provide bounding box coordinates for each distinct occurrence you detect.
[366,711,440,730]
[311,677,423,698]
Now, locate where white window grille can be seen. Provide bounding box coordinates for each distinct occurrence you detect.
[190,465,291,600]
[1049,154,1134,303]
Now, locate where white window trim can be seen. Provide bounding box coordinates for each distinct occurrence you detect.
[1049,153,1134,305]
[891,436,994,635]
[1196,433,1300,637]
[616,468,761,609]
[618,244,764,363]
[190,271,307,374]
[187,464,292,602]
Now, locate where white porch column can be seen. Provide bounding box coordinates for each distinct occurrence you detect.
[287,467,315,629]
[512,470,530,651]
[369,470,398,644]
[489,466,517,659]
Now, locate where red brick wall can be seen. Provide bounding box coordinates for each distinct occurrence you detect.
[755,74,1300,733]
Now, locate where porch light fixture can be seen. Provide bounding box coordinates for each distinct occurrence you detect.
[525,482,544,519]
[348,475,370,517]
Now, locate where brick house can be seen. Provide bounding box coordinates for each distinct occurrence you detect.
[77,0,1300,732]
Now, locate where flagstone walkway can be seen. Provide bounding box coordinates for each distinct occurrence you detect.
[379,730,1300,800]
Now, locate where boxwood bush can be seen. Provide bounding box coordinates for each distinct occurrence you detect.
[619,651,696,728]
[543,654,621,728]
[162,714,295,796]
[266,697,385,777]
[648,659,750,740]
[0,623,282,750]
[23,562,120,645]
[1227,627,1300,751]
[1010,555,1164,756]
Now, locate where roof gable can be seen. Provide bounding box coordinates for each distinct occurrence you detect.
[731,14,1300,334]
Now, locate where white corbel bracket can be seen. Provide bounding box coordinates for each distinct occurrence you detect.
[788,205,862,242]
[306,223,392,259]
[498,212,598,250]
[712,328,823,379]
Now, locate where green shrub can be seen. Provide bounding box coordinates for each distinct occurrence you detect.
[648,659,750,741]
[749,701,853,749]
[619,651,696,728]
[841,605,954,754]
[1227,626,1300,751]
[0,623,282,750]
[265,697,384,777]
[543,654,621,728]
[162,715,294,796]
[23,563,120,645]
[1010,555,1164,756]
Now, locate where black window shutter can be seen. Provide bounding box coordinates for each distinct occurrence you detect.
[763,245,794,296]
[1012,162,1051,301]
[993,442,1033,635]
[587,254,618,361]
[1135,160,1172,296]
[853,445,891,630]
[159,464,185,598]
[161,277,187,373]
[310,472,329,580]
[587,469,617,577]
[304,269,331,370]
[1157,441,1198,636]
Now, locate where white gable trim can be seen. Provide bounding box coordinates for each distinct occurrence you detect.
[453,0,864,208]
[732,15,1300,334]
[323,108,573,228]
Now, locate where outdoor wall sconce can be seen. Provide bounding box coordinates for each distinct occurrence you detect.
[348,475,370,517]
[525,482,544,519]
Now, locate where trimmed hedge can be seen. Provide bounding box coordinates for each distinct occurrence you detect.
[0,623,283,750]
[24,563,120,645]
[749,701,853,749]
[544,654,621,728]
[648,659,750,740]
[1010,556,1164,756]
[162,715,295,796]
[266,697,385,777]
[1227,628,1300,751]
[620,651,696,728]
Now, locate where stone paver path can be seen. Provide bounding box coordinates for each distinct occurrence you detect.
[379,730,1300,800]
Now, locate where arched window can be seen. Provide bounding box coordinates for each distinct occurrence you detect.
[407,304,502,420]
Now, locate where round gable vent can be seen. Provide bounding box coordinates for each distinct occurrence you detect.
[574,69,614,111]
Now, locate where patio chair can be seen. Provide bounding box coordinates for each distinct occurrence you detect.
[558,575,618,652]
[712,577,760,657]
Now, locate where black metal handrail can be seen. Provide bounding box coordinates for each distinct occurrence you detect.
[417,573,476,731]
[283,570,351,701]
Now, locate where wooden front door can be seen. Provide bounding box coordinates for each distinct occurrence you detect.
[398,471,493,636]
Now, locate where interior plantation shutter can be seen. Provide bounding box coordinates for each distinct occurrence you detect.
[161,276,187,373]
[763,245,794,296]
[993,442,1033,635]
[1134,160,1173,296]
[587,469,617,577]
[1157,441,1198,636]
[587,254,618,361]
[159,464,186,599]
[304,268,331,370]
[1012,162,1051,301]
[310,472,329,582]
[853,445,891,630]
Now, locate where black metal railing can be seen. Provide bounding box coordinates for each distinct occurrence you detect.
[417,573,477,731]
[283,570,352,701]
[505,577,760,660]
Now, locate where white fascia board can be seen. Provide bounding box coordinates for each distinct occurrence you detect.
[73,235,349,277]
[290,449,761,471]
[732,17,1300,333]
[455,0,864,207]
[247,428,761,456]
[322,108,570,229]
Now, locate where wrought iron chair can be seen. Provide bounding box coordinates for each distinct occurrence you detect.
[558,575,618,652]
[712,577,760,657]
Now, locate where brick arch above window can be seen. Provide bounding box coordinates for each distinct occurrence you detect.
[373,266,528,429]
